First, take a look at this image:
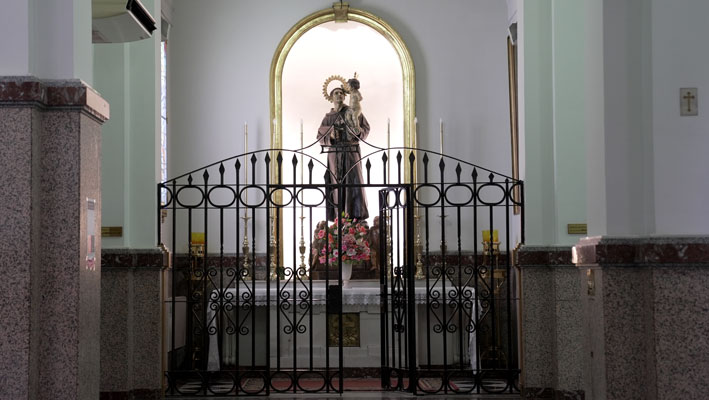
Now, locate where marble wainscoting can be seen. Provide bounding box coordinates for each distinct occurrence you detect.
[517,245,584,400]
[100,248,165,400]
[0,77,108,400]
[575,236,709,400]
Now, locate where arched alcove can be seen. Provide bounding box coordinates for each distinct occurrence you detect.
[269,6,416,269]
[270,5,416,161]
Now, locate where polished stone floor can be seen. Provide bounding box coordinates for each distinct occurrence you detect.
[177,394,520,399]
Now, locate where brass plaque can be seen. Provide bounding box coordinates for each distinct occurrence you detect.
[567,223,587,235]
[327,313,360,347]
[101,226,123,237]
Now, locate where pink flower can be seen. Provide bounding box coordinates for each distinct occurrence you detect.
[318,229,325,239]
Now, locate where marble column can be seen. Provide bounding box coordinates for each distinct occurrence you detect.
[575,236,709,400]
[0,77,109,399]
[100,248,164,400]
[518,245,584,399]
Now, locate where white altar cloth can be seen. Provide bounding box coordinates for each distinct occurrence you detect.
[205,280,477,371]
[204,279,442,307]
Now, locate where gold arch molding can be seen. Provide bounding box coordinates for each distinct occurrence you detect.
[269,4,417,183]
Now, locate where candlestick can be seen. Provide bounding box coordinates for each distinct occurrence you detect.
[439,118,443,154]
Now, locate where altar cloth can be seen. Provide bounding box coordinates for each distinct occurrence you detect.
[205,280,477,371]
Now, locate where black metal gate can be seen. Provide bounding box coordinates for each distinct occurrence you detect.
[159,142,523,396]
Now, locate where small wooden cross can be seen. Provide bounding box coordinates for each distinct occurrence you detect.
[683,91,695,112]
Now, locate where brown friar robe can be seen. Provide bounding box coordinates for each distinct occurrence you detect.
[317,104,370,221]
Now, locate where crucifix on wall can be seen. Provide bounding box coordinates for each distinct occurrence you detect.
[680,87,698,116]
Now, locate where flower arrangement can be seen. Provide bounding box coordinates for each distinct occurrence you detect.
[314,213,371,265]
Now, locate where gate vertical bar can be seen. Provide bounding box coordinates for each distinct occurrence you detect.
[379,190,388,388]
[235,161,241,391]
[472,169,481,391]
[406,186,417,394]
[202,172,209,374]
[292,156,298,391]
[505,179,514,392]
[337,153,345,394]
[265,154,272,396]
[439,159,448,393]
[250,156,258,371]
[170,181,177,375]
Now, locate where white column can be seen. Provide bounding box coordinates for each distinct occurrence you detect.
[0,0,92,82]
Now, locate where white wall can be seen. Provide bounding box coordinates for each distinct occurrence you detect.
[551,1,588,244]
[651,0,709,234]
[527,0,709,239]
[168,0,509,175]
[0,1,31,75]
[521,1,556,245]
[95,0,161,248]
[167,0,513,252]
[602,0,654,236]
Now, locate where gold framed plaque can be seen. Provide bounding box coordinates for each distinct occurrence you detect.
[327,312,360,347]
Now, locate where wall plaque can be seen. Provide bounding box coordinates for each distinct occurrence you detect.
[567,223,588,235]
[327,313,360,347]
[101,226,123,237]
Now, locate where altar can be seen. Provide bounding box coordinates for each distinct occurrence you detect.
[204,279,477,372]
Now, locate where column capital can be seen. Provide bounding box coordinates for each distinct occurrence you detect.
[574,235,709,266]
[0,77,109,122]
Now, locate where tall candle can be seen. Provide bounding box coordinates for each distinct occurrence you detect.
[439,118,444,154]
[244,122,248,206]
[300,119,304,214]
[244,122,248,180]
[387,118,391,183]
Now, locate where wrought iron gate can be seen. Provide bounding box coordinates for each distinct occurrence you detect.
[159,142,523,396]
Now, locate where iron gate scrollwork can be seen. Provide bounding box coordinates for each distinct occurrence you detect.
[158,138,523,396]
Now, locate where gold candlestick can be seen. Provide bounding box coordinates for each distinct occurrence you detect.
[269,214,279,280]
[241,213,251,279]
[386,209,393,280]
[439,213,447,260]
[414,213,424,280]
[299,215,307,278]
[298,119,307,278]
